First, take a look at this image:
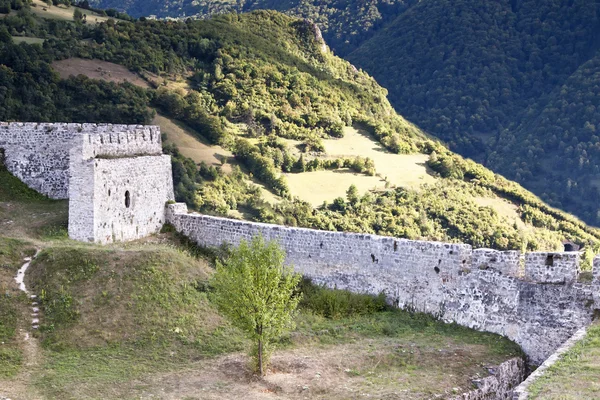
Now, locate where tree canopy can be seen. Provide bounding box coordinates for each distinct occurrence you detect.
[210,235,301,375]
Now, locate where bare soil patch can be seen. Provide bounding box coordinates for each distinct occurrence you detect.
[154,114,233,168]
[73,338,507,400]
[51,58,151,89]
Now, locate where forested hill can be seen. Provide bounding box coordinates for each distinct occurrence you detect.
[347,0,600,225]
[85,0,417,56]
[85,0,600,226]
[3,1,600,252]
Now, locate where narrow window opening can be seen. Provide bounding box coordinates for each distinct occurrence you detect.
[0,148,5,169]
[108,189,111,197]
[125,191,131,208]
[545,255,554,266]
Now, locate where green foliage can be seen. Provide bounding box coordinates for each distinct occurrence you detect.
[233,139,290,197]
[346,0,600,225]
[210,235,302,375]
[299,278,388,319]
[87,0,416,57]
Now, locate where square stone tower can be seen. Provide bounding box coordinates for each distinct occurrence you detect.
[68,125,174,244]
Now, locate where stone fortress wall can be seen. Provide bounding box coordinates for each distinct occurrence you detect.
[3,121,600,371]
[0,122,163,199]
[166,203,600,366]
[0,122,173,243]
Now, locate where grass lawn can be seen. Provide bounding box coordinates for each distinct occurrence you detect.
[527,322,600,399]
[7,242,520,400]
[11,36,45,45]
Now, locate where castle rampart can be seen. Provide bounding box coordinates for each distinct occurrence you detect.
[1,122,174,244]
[0,122,162,199]
[3,120,599,373]
[166,204,600,365]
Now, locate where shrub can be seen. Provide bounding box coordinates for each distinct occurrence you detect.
[299,278,388,319]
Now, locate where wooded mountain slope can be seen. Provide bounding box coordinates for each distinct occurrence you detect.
[86,0,600,226]
[2,2,600,252]
[86,0,416,56]
[347,0,600,225]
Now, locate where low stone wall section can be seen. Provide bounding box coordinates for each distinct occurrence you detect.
[512,326,589,399]
[166,204,600,366]
[450,358,525,400]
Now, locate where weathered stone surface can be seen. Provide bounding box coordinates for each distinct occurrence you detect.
[166,204,600,365]
[450,358,525,400]
[0,122,172,244]
[0,122,161,199]
[68,132,173,244]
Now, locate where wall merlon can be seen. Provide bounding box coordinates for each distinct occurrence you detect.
[524,252,580,284]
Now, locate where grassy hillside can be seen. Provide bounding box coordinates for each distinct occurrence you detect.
[3,2,600,252]
[82,0,600,227]
[0,170,523,400]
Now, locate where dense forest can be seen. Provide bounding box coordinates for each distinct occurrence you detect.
[2,1,600,253]
[347,0,600,225]
[85,0,600,226]
[86,0,416,56]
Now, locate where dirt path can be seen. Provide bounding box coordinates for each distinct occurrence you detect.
[0,254,44,400]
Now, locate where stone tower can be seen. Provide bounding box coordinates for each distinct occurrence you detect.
[0,122,174,244]
[67,126,174,244]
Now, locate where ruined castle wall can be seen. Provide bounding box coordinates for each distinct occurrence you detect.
[0,123,78,198]
[450,358,525,400]
[166,204,600,365]
[80,125,162,159]
[0,123,162,199]
[91,155,174,244]
[68,137,96,242]
[524,252,580,284]
[166,206,472,315]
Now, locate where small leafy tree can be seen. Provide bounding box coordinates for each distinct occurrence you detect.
[73,8,83,22]
[211,235,301,375]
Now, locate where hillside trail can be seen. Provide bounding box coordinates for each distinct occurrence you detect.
[0,252,45,400]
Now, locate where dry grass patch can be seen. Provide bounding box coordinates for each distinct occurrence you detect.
[142,71,192,93]
[154,114,233,168]
[51,58,151,88]
[474,196,527,230]
[323,126,436,190]
[11,36,45,45]
[61,335,516,400]
[285,127,437,205]
[30,0,111,24]
[285,169,384,207]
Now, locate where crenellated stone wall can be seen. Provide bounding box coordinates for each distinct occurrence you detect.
[1,122,173,244]
[0,122,162,199]
[166,204,600,366]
